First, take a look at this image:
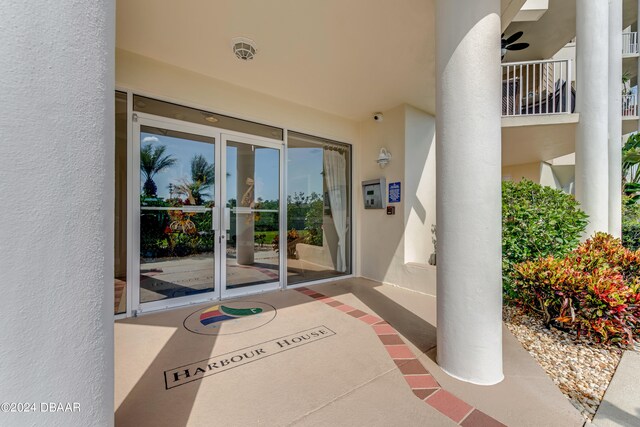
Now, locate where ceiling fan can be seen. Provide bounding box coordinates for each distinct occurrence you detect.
[501,31,530,60]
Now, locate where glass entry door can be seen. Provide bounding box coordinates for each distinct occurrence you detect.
[131,117,282,314]
[133,117,220,312]
[221,134,282,298]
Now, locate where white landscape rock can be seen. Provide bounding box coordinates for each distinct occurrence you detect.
[503,306,624,421]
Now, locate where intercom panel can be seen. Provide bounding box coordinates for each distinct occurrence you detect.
[362,178,386,209]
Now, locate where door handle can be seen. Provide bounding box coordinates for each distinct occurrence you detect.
[212,207,218,232]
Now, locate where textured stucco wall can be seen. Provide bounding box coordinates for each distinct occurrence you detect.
[116,50,359,144]
[404,106,437,268]
[358,105,437,296]
[501,162,542,182]
[0,1,115,426]
[358,105,406,286]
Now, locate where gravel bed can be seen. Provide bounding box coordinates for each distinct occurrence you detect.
[503,306,624,421]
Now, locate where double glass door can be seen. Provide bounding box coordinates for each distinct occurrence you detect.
[132,116,282,313]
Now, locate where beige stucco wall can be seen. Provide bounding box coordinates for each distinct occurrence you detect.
[540,162,559,188]
[116,49,360,144]
[404,106,437,266]
[501,158,576,194]
[501,162,542,182]
[358,105,437,295]
[552,42,576,83]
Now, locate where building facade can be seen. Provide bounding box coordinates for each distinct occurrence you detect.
[0,0,633,425]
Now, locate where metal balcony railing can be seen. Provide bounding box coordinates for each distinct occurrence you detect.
[502,59,574,117]
[623,32,639,55]
[622,94,638,117]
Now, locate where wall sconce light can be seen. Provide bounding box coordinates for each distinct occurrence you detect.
[376,147,392,168]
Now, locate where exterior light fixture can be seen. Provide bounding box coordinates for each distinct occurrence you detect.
[376,147,392,168]
[232,37,257,61]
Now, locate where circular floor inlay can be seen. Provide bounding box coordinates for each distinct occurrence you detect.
[183,301,277,336]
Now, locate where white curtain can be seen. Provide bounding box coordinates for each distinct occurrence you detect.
[323,149,348,272]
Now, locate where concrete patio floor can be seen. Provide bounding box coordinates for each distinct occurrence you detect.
[115,278,584,426]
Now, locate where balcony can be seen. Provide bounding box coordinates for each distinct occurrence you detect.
[623,32,639,57]
[622,94,638,118]
[622,94,639,135]
[502,59,574,117]
[501,59,578,167]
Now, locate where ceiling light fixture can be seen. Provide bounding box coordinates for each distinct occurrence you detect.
[231,37,257,61]
[204,115,219,123]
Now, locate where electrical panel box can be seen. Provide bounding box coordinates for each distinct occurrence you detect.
[362,178,386,209]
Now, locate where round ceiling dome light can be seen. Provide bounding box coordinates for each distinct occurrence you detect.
[231,37,257,61]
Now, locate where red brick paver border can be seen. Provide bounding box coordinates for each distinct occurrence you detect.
[295,287,506,427]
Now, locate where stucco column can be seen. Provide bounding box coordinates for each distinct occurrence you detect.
[0,1,114,426]
[609,0,623,238]
[435,0,503,385]
[576,0,610,236]
[236,144,255,265]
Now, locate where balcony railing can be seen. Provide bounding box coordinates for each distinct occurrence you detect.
[622,94,638,117]
[502,59,573,117]
[623,32,639,55]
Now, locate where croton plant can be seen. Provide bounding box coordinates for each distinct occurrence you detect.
[512,233,640,346]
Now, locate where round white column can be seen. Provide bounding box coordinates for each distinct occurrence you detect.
[0,1,114,426]
[435,0,503,385]
[609,0,623,238]
[576,0,610,237]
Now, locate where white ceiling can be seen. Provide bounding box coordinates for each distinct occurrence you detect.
[117,0,438,120]
[117,0,529,121]
[503,0,637,63]
[502,116,577,165]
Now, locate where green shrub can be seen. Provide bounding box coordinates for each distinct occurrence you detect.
[623,199,640,250]
[513,233,640,346]
[502,179,589,298]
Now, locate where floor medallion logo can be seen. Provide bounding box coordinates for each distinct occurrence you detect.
[184,301,276,335]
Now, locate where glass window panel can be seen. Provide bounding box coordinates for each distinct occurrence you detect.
[139,125,216,303]
[286,132,352,285]
[225,141,280,289]
[133,95,283,141]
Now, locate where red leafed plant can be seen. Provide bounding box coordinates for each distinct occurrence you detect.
[512,233,640,346]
